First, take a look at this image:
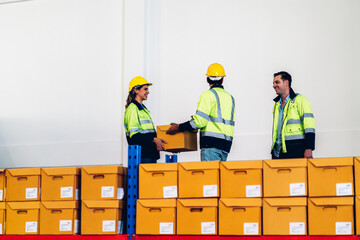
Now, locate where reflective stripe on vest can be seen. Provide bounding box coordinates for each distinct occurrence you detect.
[208,89,235,126]
[304,128,315,133]
[285,134,305,140]
[200,131,233,141]
[286,119,302,125]
[139,120,153,125]
[300,113,314,122]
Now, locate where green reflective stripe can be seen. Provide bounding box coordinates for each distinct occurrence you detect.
[201,131,233,141]
[139,120,153,125]
[285,134,305,140]
[208,89,235,126]
[300,113,314,121]
[196,110,211,121]
[287,119,302,125]
[139,129,155,134]
[304,128,315,133]
[190,119,198,129]
[129,128,139,134]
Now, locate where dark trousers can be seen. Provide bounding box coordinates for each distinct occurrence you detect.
[272,149,304,159]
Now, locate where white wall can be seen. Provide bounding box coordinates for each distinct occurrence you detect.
[0,0,359,168]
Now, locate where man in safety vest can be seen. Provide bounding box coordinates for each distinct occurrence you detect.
[272,71,315,159]
[167,63,235,161]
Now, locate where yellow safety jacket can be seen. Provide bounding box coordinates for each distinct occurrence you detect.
[272,88,315,154]
[179,85,235,153]
[124,100,159,160]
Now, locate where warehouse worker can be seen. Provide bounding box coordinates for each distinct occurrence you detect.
[272,71,315,159]
[167,63,235,161]
[124,76,167,163]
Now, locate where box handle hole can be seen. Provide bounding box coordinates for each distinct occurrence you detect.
[152,173,165,177]
[93,209,105,213]
[17,177,28,181]
[232,208,246,212]
[277,207,291,212]
[52,176,63,180]
[277,169,291,174]
[17,210,28,214]
[234,170,247,175]
[191,171,204,175]
[190,208,203,212]
[51,210,62,214]
[149,208,161,213]
[93,175,105,179]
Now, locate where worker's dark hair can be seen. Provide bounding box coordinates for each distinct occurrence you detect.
[125,85,144,109]
[274,71,292,87]
[207,77,223,86]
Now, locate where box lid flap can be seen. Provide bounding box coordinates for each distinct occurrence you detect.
[83,200,122,209]
[41,201,78,209]
[6,168,41,176]
[42,167,80,176]
[157,125,171,132]
[137,199,176,208]
[354,157,360,163]
[140,163,178,172]
[309,157,354,167]
[82,166,124,175]
[264,159,307,168]
[180,161,219,170]
[0,202,5,209]
[221,160,262,170]
[264,197,307,207]
[220,198,262,207]
[309,197,353,206]
[7,201,40,210]
[178,198,218,207]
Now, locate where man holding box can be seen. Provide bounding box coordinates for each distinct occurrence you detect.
[167,63,235,161]
[271,71,315,159]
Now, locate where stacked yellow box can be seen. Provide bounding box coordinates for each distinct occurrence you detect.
[137,163,178,235]
[308,157,354,235]
[39,167,80,235]
[355,157,360,235]
[5,168,41,235]
[219,161,262,235]
[81,166,125,235]
[263,159,308,235]
[0,169,4,235]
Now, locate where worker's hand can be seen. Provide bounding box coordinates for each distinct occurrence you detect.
[153,138,167,151]
[304,149,313,159]
[166,123,179,135]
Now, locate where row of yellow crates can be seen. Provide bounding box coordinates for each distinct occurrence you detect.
[139,157,360,199]
[0,166,126,201]
[137,196,360,236]
[0,200,123,235]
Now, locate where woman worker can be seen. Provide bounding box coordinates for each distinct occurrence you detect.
[124,76,166,163]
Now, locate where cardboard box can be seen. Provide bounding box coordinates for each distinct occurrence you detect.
[308,157,354,197]
[177,198,218,235]
[220,161,262,198]
[219,198,261,235]
[0,169,5,202]
[136,199,176,235]
[41,167,80,201]
[263,159,307,197]
[308,197,354,235]
[6,201,40,235]
[81,166,125,200]
[6,168,41,201]
[0,202,5,235]
[263,197,307,235]
[139,163,178,199]
[81,200,123,235]
[356,196,360,235]
[179,161,219,198]
[157,125,197,152]
[354,157,360,196]
[40,201,79,235]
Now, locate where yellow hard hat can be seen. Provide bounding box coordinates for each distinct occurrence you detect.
[128,76,152,93]
[206,63,226,77]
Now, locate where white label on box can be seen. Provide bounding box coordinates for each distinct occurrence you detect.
[117,188,124,200]
[289,222,305,235]
[75,220,79,234]
[159,222,174,234]
[201,222,216,234]
[246,185,261,197]
[59,220,72,232]
[76,189,80,200]
[244,222,259,235]
[336,222,352,235]
[290,183,306,196]
[336,183,352,196]
[101,186,114,198]
[0,190,3,201]
[25,221,37,233]
[26,188,38,199]
[203,185,217,197]
[102,220,116,232]
[163,186,177,198]
[0,223,2,235]
[118,221,123,234]
[61,187,73,198]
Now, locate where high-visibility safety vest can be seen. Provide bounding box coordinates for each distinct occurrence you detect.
[190,86,235,153]
[272,89,315,153]
[124,100,159,160]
